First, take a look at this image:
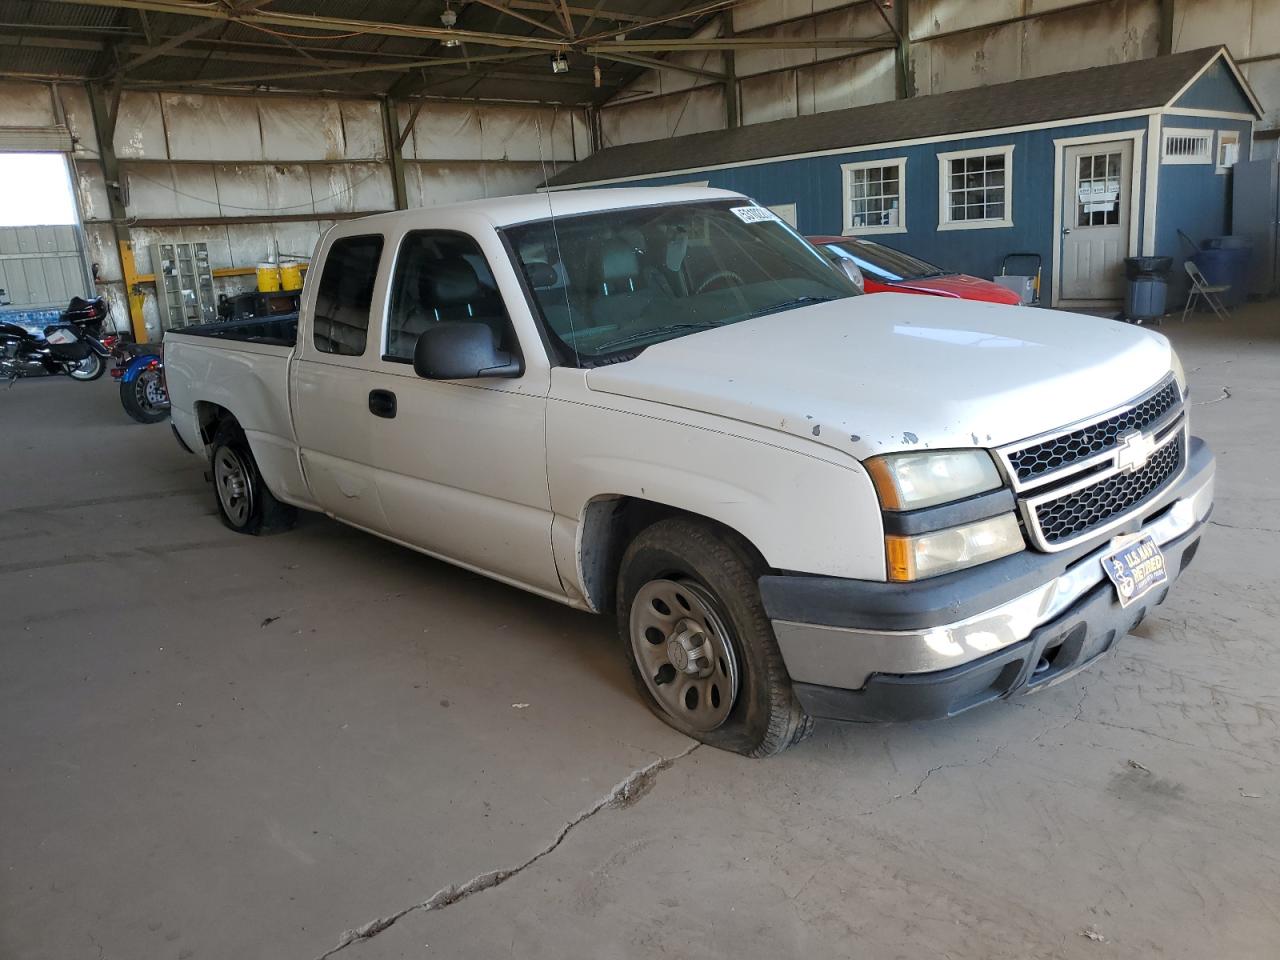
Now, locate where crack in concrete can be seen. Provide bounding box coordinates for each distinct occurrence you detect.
[1030,683,1091,744]
[1193,386,1232,405]
[316,742,699,959]
[1209,519,1280,534]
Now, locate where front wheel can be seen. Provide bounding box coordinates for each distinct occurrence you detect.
[617,517,812,757]
[120,372,169,423]
[67,353,104,381]
[210,422,296,535]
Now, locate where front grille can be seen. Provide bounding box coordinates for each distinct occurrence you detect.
[1007,377,1180,483]
[1033,430,1184,545]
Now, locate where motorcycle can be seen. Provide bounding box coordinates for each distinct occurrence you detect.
[110,339,170,423]
[0,296,113,384]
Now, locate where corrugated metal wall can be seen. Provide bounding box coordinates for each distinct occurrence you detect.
[0,80,589,339]
[0,224,89,309]
[600,0,1278,144]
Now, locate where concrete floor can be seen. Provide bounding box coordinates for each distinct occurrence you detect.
[2,302,1278,960]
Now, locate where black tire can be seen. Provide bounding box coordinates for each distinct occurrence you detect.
[67,352,105,381]
[120,374,169,424]
[617,517,813,757]
[209,420,297,535]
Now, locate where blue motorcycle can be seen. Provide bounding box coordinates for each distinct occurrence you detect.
[111,340,169,423]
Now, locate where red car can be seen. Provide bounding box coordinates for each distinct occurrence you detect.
[809,236,1023,305]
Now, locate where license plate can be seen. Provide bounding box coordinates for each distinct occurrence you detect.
[1101,534,1168,608]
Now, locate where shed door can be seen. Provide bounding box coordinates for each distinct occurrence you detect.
[1061,141,1132,299]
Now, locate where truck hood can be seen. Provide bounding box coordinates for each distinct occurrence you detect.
[584,293,1174,460]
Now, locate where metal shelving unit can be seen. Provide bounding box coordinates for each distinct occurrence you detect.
[152,242,217,330]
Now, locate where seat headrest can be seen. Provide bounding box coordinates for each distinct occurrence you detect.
[599,241,640,285]
[423,257,482,306]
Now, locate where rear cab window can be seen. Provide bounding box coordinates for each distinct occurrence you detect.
[313,234,385,356]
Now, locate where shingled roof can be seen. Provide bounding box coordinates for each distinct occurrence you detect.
[549,47,1254,187]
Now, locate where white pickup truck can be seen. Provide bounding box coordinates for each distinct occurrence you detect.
[165,187,1214,756]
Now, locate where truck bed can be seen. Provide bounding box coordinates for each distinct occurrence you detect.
[173,313,298,347]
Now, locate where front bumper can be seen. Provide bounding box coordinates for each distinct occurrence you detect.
[762,436,1215,723]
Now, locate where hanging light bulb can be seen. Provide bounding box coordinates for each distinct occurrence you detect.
[441,2,460,47]
[593,62,602,88]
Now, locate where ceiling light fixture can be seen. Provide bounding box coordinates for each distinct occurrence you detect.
[550,51,569,73]
[441,3,460,46]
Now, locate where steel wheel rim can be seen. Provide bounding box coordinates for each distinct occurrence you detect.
[630,578,740,732]
[138,373,167,409]
[213,447,252,527]
[70,354,101,379]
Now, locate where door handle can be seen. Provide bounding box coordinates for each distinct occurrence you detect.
[368,389,397,419]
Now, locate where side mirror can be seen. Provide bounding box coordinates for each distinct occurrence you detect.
[838,259,865,293]
[413,322,521,380]
[524,261,558,289]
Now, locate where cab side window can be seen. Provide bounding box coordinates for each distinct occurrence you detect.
[313,235,384,356]
[385,231,514,361]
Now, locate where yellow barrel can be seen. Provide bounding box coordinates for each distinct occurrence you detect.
[279,259,303,291]
[256,261,281,292]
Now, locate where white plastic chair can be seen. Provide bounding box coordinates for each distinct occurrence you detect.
[1181,260,1230,322]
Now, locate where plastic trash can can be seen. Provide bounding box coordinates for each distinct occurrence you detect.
[1195,238,1251,307]
[1123,256,1172,321]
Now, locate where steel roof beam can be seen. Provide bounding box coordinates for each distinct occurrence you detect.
[122,51,541,86]
[468,0,570,38]
[37,0,571,52]
[588,37,897,52]
[508,2,695,29]
[119,18,220,72]
[591,50,727,82]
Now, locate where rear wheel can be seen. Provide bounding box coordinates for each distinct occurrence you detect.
[120,372,169,423]
[210,421,296,535]
[68,353,104,381]
[617,517,812,757]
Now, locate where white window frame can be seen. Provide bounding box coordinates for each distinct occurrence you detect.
[936,145,1014,231]
[1162,127,1213,165]
[841,157,907,236]
[1215,130,1241,174]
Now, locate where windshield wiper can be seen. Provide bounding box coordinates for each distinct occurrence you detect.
[592,322,721,352]
[745,295,839,320]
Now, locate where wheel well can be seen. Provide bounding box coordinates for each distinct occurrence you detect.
[578,496,766,614]
[193,401,239,449]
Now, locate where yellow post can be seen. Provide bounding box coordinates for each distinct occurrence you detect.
[118,240,148,344]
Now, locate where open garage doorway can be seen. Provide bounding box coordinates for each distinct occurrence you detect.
[0,152,95,334]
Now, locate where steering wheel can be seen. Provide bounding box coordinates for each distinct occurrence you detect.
[695,270,744,294]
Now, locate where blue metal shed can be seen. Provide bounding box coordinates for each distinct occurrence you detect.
[548,47,1263,309]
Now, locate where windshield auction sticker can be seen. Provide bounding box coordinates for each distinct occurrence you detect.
[730,205,782,224]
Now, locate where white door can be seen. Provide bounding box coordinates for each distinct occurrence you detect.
[1061,141,1132,300]
[292,232,392,533]
[367,229,560,594]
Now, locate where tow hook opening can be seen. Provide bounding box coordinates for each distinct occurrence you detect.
[1032,640,1066,677]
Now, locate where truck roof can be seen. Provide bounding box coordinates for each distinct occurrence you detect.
[350,186,746,230]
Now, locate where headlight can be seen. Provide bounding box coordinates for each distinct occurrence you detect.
[865,449,1003,510]
[885,514,1024,581]
[1171,349,1187,398]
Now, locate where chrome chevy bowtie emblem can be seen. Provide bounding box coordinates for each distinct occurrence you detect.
[1115,430,1156,473]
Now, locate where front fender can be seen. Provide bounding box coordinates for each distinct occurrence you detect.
[548,388,886,583]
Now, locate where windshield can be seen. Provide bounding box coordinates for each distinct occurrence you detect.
[818,239,946,282]
[505,199,859,366]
